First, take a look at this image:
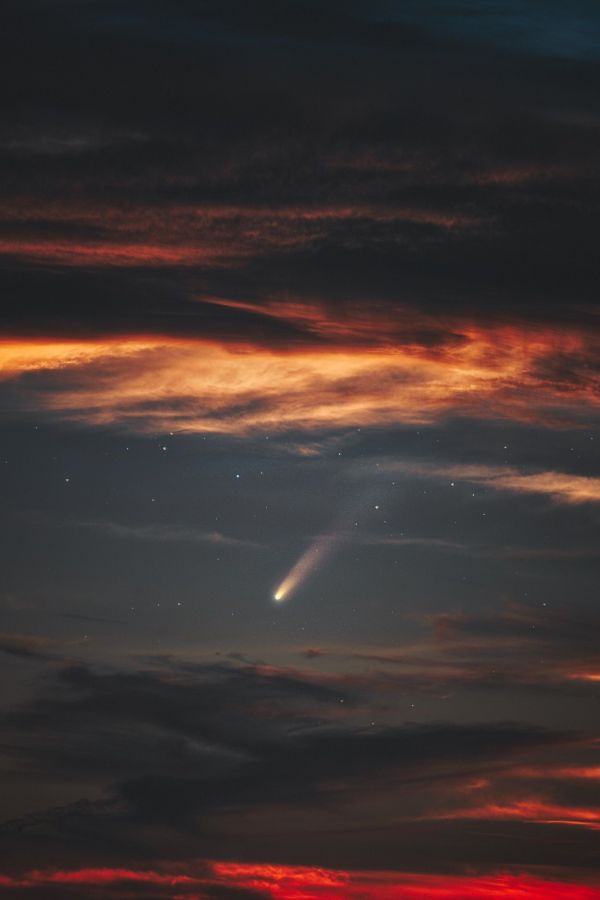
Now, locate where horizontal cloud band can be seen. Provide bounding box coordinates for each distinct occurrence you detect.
[1,307,598,434]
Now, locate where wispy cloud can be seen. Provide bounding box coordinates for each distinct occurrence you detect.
[381,461,600,505]
[0,633,52,661]
[0,201,481,269]
[1,312,598,434]
[75,519,264,548]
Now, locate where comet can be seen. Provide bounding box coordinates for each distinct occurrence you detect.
[272,488,385,602]
[273,532,342,602]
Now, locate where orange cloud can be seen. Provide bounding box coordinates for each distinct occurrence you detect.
[0,239,230,267]
[1,309,598,434]
[0,338,159,374]
[432,799,600,830]
[384,461,600,504]
[448,467,600,504]
[508,766,600,781]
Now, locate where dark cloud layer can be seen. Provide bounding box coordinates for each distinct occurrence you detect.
[0,654,590,874]
[1,0,600,340]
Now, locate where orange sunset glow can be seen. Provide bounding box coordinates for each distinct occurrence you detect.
[1,312,598,435]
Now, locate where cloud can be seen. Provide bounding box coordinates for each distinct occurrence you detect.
[74,519,264,548]
[1,311,598,435]
[209,864,600,900]
[429,605,600,654]
[290,601,600,697]
[0,633,53,661]
[353,534,600,559]
[1,649,600,878]
[0,201,481,269]
[0,862,270,898]
[0,863,599,899]
[381,460,600,504]
[0,653,580,866]
[431,799,600,830]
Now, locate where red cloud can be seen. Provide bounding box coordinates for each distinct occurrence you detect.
[0,200,480,268]
[1,864,599,899]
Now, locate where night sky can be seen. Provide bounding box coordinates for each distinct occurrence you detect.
[1,2,600,898]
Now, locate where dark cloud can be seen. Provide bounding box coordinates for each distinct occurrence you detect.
[0,633,52,661]
[0,655,577,866]
[0,0,599,348]
[431,604,600,659]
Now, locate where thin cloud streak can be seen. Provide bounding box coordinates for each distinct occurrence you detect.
[0,200,481,268]
[381,461,600,504]
[75,519,264,548]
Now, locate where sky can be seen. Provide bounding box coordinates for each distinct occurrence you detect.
[1,1,600,897]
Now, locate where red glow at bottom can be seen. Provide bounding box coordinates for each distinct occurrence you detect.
[211,863,600,899]
[0,863,599,898]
